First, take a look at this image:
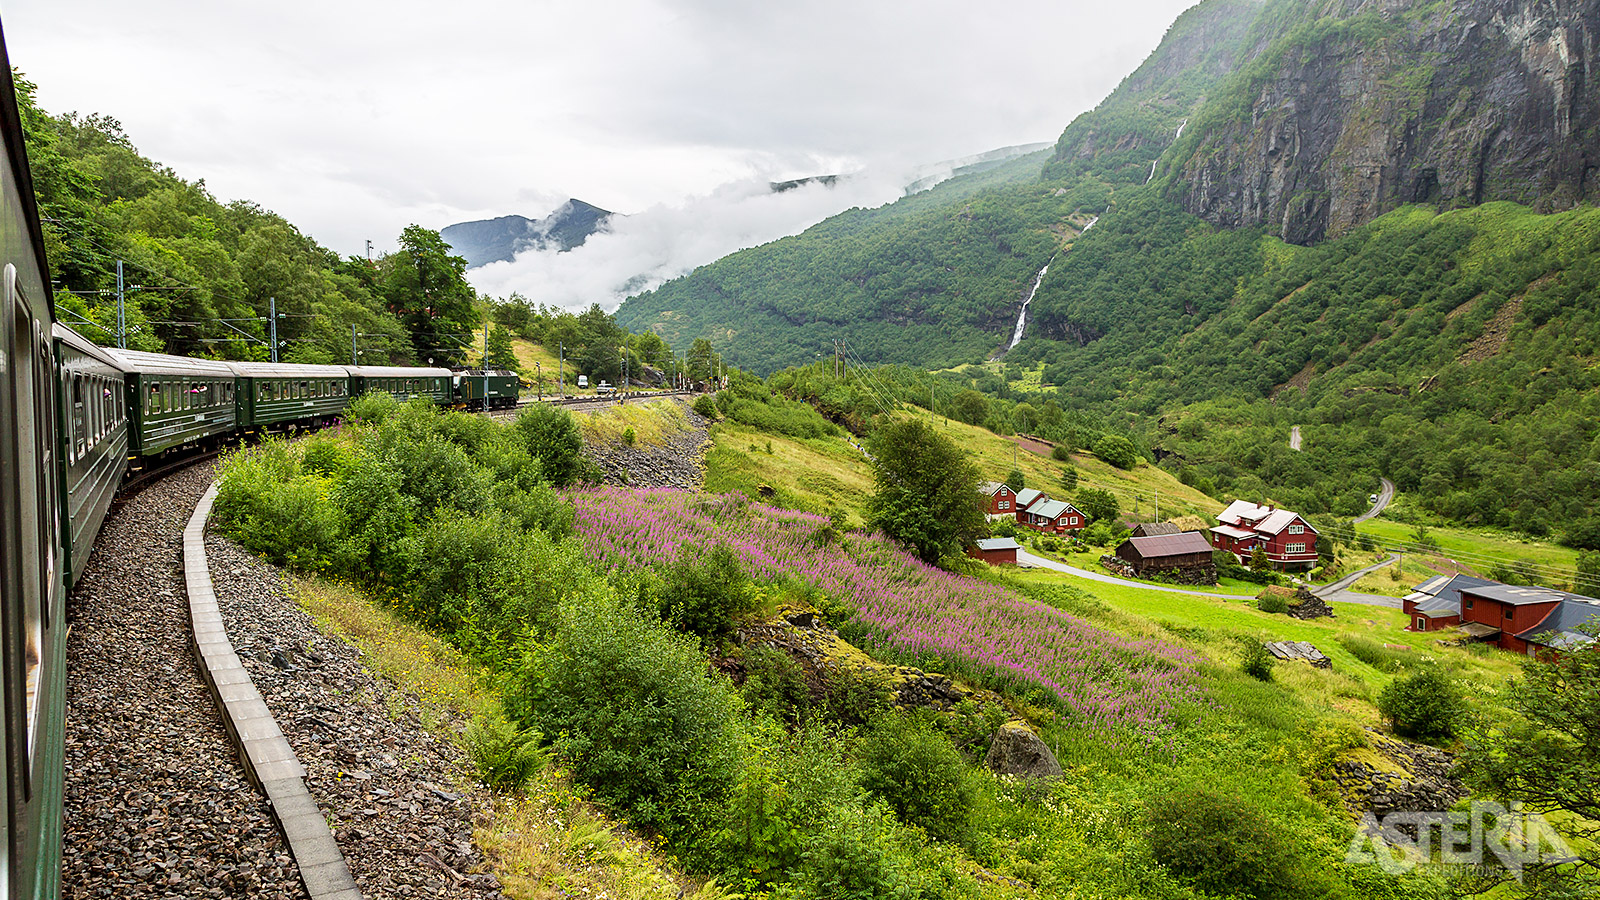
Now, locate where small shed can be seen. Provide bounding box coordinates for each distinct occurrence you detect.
[1114,532,1217,582]
[968,537,1021,566]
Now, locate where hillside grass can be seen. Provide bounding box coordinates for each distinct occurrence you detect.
[702,420,875,528]
[917,409,1223,521]
[1355,515,1583,587]
[572,400,691,448]
[1003,565,1522,717]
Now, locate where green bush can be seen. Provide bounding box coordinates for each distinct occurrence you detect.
[796,805,915,900]
[525,594,745,835]
[513,402,586,487]
[1257,593,1289,614]
[1004,469,1025,491]
[1092,434,1138,469]
[215,441,348,571]
[1076,487,1119,523]
[740,644,810,725]
[463,705,543,792]
[1051,444,1071,462]
[622,426,636,446]
[1377,667,1464,743]
[692,394,719,419]
[659,545,757,641]
[990,520,1017,538]
[855,713,974,842]
[1146,788,1298,899]
[714,722,861,882]
[1059,465,1078,490]
[331,455,420,583]
[346,390,399,424]
[299,436,351,478]
[1240,639,1276,681]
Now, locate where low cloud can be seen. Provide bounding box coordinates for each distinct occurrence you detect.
[465,166,910,309]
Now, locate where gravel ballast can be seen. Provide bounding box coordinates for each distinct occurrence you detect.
[63,462,306,899]
[204,534,503,899]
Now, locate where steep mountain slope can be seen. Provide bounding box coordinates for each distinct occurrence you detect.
[615,0,1267,370]
[1172,0,1600,244]
[442,199,612,268]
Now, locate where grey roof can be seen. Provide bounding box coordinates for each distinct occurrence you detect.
[1131,522,1180,537]
[1123,532,1213,558]
[1517,599,1600,649]
[226,361,351,378]
[1461,584,1572,606]
[975,537,1021,552]
[53,322,126,368]
[344,365,453,379]
[1405,574,1498,614]
[1015,488,1045,509]
[1029,498,1081,520]
[104,348,235,378]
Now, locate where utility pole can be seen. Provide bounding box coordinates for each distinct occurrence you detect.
[269,296,279,363]
[558,342,564,398]
[365,240,373,263]
[534,362,541,402]
[351,325,358,366]
[115,260,127,349]
[482,322,490,410]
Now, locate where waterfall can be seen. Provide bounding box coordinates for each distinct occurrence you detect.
[1143,118,1190,185]
[1008,257,1054,350]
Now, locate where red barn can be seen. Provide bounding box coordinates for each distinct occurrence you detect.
[979,481,1018,518]
[1212,500,1319,571]
[967,537,1020,565]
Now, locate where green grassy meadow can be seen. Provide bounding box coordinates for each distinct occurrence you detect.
[1355,513,1584,588]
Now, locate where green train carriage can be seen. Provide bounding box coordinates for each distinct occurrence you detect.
[227,361,350,433]
[104,349,238,466]
[53,323,129,590]
[345,364,452,404]
[452,369,520,410]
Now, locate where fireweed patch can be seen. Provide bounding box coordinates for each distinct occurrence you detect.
[570,487,1203,736]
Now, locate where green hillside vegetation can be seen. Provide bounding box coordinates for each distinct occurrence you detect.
[209,395,1581,898]
[609,0,1600,549]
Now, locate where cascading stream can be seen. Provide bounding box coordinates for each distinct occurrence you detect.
[1008,258,1054,350]
[1144,118,1190,185]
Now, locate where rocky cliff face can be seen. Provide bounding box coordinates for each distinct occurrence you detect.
[1178,0,1599,244]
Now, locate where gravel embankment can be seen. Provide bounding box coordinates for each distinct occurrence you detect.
[583,400,711,489]
[63,462,306,900]
[206,535,503,899]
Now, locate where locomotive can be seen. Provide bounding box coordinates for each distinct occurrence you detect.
[0,22,517,894]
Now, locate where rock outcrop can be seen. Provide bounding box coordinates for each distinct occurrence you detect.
[582,400,710,490]
[1178,0,1600,244]
[984,723,1063,779]
[1330,728,1468,817]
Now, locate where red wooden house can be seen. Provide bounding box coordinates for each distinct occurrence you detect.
[1022,498,1086,534]
[1211,500,1319,571]
[979,481,1019,518]
[1458,584,1600,655]
[1012,488,1046,523]
[1402,574,1495,632]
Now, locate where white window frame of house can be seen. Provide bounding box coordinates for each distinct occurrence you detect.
[1416,617,1425,629]
[1288,524,1304,534]
[1286,542,1305,553]
[1000,501,1010,510]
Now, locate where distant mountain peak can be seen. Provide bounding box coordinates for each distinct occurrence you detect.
[442,199,613,269]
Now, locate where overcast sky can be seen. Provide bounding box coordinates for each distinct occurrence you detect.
[8,0,1197,307]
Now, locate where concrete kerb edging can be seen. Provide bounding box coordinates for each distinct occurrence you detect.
[183,481,363,900]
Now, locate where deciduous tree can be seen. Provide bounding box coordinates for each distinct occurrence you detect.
[867,419,986,564]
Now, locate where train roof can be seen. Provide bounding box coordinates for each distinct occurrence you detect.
[225,361,350,379]
[103,348,236,378]
[345,365,453,378]
[52,323,128,370]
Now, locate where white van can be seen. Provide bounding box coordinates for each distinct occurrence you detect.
[577,375,589,388]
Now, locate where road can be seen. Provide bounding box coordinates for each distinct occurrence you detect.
[1311,553,1404,608]
[1353,477,1395,523]
[1290,425,1302,451]
[1015,549,1403,608]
